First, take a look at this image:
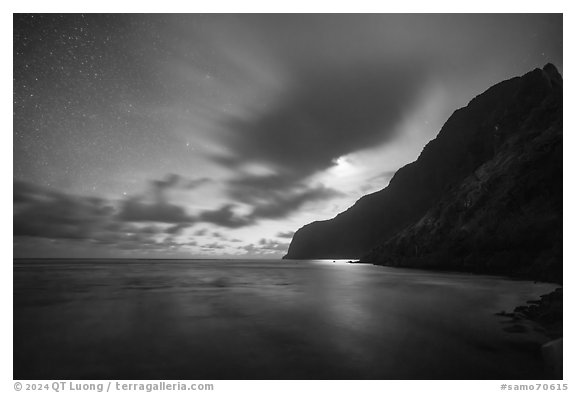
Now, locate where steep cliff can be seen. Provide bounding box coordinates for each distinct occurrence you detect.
[284,64,562,282]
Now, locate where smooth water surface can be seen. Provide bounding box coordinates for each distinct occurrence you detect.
[14,259,559,379]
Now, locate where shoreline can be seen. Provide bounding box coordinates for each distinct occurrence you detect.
[496,288,563,379]
[348,258,563,368]
[347,258,562,285]
[496,288,563,340]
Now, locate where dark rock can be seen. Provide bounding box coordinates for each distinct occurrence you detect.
[499,288,562,340]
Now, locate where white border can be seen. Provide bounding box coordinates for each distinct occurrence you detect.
[2,3,572,392]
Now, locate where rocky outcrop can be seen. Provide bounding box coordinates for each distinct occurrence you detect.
[285,64,562,282]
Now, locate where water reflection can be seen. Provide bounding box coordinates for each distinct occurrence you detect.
[14,259,558,379]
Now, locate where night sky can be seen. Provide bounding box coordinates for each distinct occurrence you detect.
[13,14,562,258]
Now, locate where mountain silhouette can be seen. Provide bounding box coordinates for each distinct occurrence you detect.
[284,64,562,282]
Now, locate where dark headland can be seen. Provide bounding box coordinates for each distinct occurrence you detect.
[284,64,562,285]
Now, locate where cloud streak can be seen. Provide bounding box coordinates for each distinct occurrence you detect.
[214,63,426,179]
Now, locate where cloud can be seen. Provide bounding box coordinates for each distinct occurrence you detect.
[258,238,290,251]
[367,170,398,183]
[14,174,342,260]
[185,177,213,189]
[227,173,300,203]
[193,184,342,228]
[197,204,254,228]
[224,173,345,223]
[240,238,290,254]
[276,231,295,239]
[117,174,211,224]
[13,173,342,256]
[152,173,182,192]
[14,181,191,247]
[214,63,425,179]
[117,172,332,228]
[153,173,212,192]
[360,170,398,193]
[201,242,226,250]
[118,197,194,223]
[14,181,114,240]
[112,234,189,251]
[249,184,343,220]
[166,223,191,235]
[193,228,208,236]
[241,244,259,253]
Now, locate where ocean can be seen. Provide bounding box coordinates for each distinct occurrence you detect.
[13,259,559,379]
